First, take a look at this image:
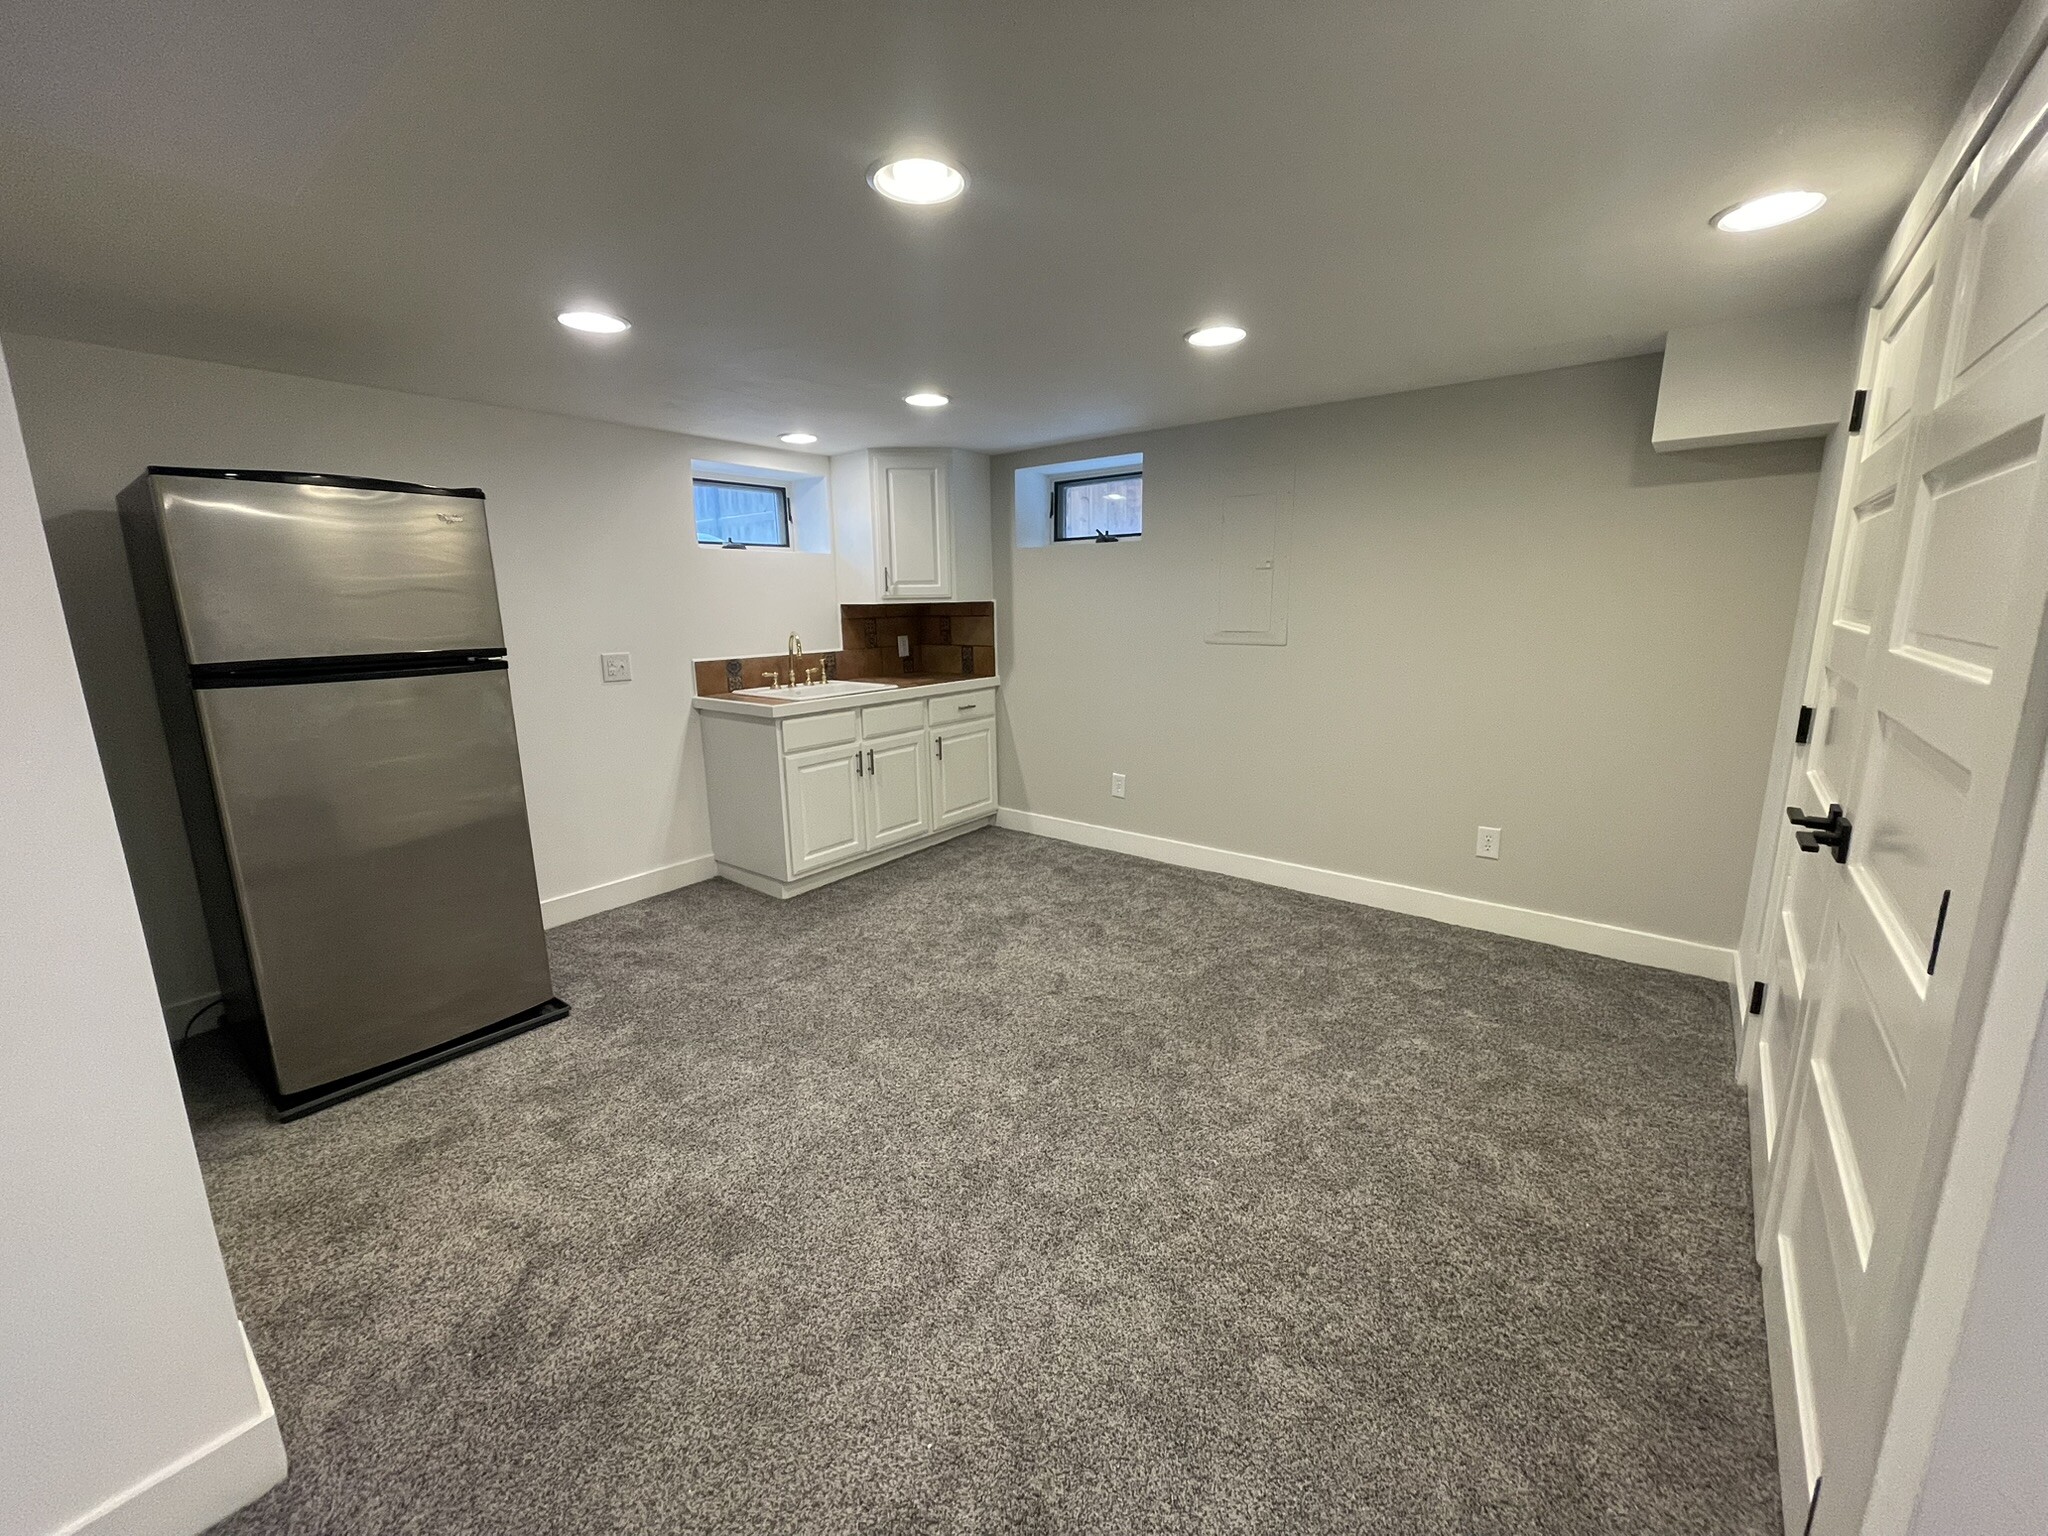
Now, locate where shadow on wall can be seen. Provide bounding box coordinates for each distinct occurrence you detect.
[40,504,220,1019]
[1626,414,1827,490]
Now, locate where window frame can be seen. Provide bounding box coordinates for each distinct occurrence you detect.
[1050,469,1144,543]
[693,476,794,548]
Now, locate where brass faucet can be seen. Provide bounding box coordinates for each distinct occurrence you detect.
[788,632,804,684]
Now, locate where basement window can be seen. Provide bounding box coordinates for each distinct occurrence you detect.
[693,479,791,547]
[1053,471,1143,542]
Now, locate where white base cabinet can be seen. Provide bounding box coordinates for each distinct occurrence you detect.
[782,743,865,875]
[701,685,996,898]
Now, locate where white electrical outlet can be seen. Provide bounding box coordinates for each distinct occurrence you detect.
[600,652,632,683]
[1477,826,1501,859]
[1111,773,1127,799]
[896,634,912,658]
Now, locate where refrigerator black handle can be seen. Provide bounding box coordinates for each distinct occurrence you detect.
[190,650,509,688]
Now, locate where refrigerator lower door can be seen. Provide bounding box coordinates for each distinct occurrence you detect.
[197,666,555,1095]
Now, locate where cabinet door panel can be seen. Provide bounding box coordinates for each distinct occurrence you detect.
[865,733,931,849]
[783,743,864,874]
[933,722,996,827]
[878,456,951,598]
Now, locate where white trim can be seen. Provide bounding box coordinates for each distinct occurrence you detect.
[996,807,1733,981]
[50,1325,286,1536]
[540,854,717,928]
[1729,949,1752,1071]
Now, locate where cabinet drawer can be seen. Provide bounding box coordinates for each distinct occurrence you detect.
[860,698,927,739]
[780,709,859,754]
[932,689,995,723]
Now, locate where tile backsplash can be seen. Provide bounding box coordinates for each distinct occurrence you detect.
[838,602,995,682]
[693,601,995,696]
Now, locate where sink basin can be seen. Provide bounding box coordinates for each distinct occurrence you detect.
[732,680,898,700]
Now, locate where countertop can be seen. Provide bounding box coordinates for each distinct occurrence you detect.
[692,673,997,721]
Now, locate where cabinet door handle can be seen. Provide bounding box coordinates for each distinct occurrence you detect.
[855,749,863,776]
[936,736,943,761]
[883,565,890,593]
[867,748,874,774]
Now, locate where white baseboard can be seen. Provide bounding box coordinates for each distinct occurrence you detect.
[996,807,1734,981]
[162,992,222,1040]
[540,854,718,929]
[51,1325,286,1536]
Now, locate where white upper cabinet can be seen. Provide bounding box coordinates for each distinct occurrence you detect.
[830,448,992,604]
[878,454,949,598]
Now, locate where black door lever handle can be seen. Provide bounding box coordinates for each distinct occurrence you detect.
[1787,803,1844,830]
[1788,804,1853,863]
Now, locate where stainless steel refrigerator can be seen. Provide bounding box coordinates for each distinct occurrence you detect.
[121,467,566,1116]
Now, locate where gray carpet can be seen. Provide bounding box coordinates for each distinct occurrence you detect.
[184,828,1779,1535]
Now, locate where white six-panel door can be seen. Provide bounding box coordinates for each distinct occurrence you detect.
[1751,51,2048,1535]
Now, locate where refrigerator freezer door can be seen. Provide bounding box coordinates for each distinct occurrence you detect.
[152,475,506,664]
[197,666,554,1094]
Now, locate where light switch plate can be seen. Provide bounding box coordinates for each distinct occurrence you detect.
[1477,826,1501,859]
[1111,772,1127,799]
[601,652,632,683]
[897,634,911,658]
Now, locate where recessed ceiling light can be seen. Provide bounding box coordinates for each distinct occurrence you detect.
[868,158,967,205]
[779,432,818,445]
[1185,324,1247,348]
[557,309,630,333]
[1712,191,1827,233]
[904,391,950,408]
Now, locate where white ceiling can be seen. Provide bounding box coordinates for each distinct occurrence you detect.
[0,0,2018,454]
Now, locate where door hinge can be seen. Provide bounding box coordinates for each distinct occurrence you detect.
[1928,889,1952,975]
[1749,981,1767,1015]
[1848,388,1869,434]
[1801,1476,1823,1536]
[1795,704,1815,745]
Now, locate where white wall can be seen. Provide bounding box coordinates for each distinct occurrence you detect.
[4,332,843,1010]
[993,353,1818,960]
[0,348,284,1533]
[1653,304,1857,452]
